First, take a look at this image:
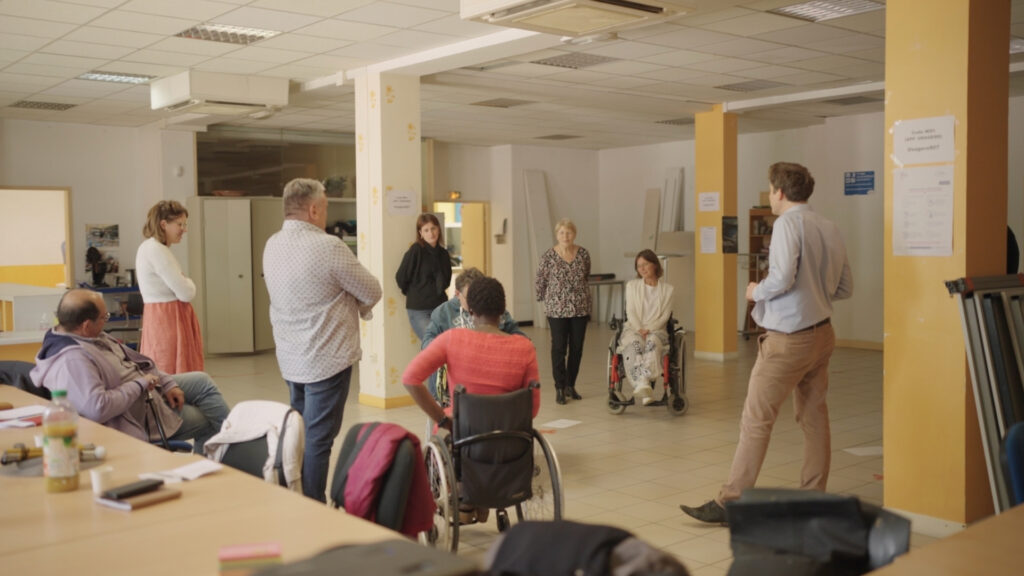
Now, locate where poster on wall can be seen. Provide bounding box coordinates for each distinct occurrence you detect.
[85,224,119,287]
[892,166,954,257]
[844,171,874,195]
[891,115,955,166]
[700,226,717,254]
[722,216,738,253]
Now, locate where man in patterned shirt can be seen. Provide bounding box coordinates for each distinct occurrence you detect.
[263,178,382,502]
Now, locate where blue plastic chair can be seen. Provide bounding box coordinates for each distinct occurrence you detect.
[1005,421,1024,506]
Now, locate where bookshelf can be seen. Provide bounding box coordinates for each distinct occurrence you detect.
[744,207,776,338]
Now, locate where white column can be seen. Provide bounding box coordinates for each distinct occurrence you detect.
[355,72,423,408]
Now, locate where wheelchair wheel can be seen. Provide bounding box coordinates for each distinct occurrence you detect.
[419,436,459,552]
[607,391,627,415]
[606,348,627,415]
[515,432,564,523]
[668,393,689,416]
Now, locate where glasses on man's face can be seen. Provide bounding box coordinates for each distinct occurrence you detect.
[101,312,111,322]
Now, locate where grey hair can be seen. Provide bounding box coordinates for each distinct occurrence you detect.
[283,178,326,217]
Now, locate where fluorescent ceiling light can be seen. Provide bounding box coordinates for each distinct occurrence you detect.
[175,23,280,45]
[769,0,883,23]
[78,71,155,84]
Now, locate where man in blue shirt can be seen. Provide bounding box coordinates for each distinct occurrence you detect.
[681,162,853,524]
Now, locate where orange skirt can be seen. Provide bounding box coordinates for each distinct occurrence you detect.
[140,301,204,374]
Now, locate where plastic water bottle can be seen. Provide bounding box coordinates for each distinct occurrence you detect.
[43,390,80,492]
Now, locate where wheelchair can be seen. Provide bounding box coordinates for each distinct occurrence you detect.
[419,382,564,553]
[606,315,689,416]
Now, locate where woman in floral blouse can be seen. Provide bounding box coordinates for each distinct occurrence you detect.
[535,218,591,405]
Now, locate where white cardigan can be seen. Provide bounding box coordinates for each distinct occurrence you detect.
[135,237,196,303]
[624,278,675,335]
[204,400,305,493]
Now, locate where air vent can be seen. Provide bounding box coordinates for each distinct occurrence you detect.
[175,23,280,45]
[826,95,883,106]
[656,117,694,126]
[716,79,787,92]
[10,100,77,111]
[471,98,535,108]
[535,134,581,140]
[769,0,883,23]
[531,53,618,69]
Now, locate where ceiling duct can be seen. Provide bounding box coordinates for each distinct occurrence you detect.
[461,0,692,37]
[151,71,288,116]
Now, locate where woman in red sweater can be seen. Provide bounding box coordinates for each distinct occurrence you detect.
[402,276,540,428]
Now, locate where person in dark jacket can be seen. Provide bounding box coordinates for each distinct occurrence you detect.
[396,213,452,342]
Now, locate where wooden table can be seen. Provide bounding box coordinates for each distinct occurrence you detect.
[869,505,1024,574]
[0,387,398,575]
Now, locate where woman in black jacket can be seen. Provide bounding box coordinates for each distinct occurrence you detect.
[396,213,452,342]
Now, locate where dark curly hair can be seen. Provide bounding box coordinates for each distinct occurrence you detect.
[466,276,505,320]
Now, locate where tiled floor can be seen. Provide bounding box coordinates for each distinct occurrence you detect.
[205,323,933,574]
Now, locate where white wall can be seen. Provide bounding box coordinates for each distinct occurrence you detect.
[0,188,66,266]
[0,119,196,285]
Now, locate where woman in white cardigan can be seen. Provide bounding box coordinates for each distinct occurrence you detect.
[136,200,203,374]
[619,249,674,405]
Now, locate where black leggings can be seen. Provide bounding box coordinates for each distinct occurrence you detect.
[548,316,588,391]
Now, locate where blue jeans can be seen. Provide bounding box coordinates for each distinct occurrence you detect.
[288,367,352,503]
[407,309,433,342]
[167,372,230,455]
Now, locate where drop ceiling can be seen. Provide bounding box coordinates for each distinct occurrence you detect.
[1,0,1023,150]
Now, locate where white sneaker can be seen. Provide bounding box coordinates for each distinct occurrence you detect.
[641,395,655,406]
[633,386,651,404]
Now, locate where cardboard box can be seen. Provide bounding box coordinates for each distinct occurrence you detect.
[759,191,770,207]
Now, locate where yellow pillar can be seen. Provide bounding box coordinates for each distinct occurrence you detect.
[694,105,738,360]
[354,72,422,409]
[883,0,1008,523]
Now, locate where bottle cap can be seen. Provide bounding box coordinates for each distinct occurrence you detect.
[51,389,67,398]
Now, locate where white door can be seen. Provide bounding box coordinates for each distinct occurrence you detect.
[203,199,254,353]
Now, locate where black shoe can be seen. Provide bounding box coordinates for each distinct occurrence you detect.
[567,386,582,400]
[680,500,728,525]
[556,389,567,405]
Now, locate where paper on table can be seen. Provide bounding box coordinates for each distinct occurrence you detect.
[0,405,46,420]
[0,419,37,429]
[140,459,223,483]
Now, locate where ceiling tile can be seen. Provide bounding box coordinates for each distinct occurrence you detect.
[829,61,884,80]
[480,63,564,78]
[583,41,675,60]
[299,19,397,42]
[790,54,869,73]
[0,34,52,52]
[328,42,410,60]
[95,61,181,79]
[90,11,201,36]
[748,46,826,64]
[23,52,111,70]
[41,40,138,60]
[823,11,886,35]
[0,72,64,88]
[0,0,106,23]
[120,0,235,20]
[634,67,707,82]
[413,14,494,37]
[260,63,342,81]
[224,46,309,64]
[683,56,763,74]
[585,76,661,90]
[105,85,154,101]
[700,38,786,57]
[773,70,845,86]
[193,57,278,74]
[732,64,802,80]
[642,27,740,50]
[375,29,460,49]
[849,47,885,63]
[122,49,211,67]
[255,34,352,53]
[53,0,127,7]
[0,49,30,65]
[148,37,244,57]
[701,12,806,36]
[44,78,135,97]
[535,70,612,84]
[754,23,845,45]
[804,33,884,55]
[0,16,77,39]
[683,73,746,87]
[291,54,366,70]
[64,26,164,49]
[210,6,322,32]
[249,0,375,17]
[391,0,458,11]
[637,49,717,67]
[336,2,449,28]
[677,7,756,27]
[586,60,666,76]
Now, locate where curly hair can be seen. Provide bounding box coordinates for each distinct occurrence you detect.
[466,276,505,320]
[455,267,485,293]
[142,200,188,245]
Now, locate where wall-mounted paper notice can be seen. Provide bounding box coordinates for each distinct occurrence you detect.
[892,115,955,166]
[385,189,417,215]
[700,226,717,254]
[698,192,720,212]
[893,166,954,257]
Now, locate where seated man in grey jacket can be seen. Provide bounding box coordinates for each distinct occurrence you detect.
[31,289,229,453]
[421,268,526,397]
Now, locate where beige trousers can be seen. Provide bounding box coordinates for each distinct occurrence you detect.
[717,323,835,504]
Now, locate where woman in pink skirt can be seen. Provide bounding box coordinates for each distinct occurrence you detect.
[136,200,203,373]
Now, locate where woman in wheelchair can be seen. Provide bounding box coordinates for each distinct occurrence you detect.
[620,249,675,405]
[402,276,541,427]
